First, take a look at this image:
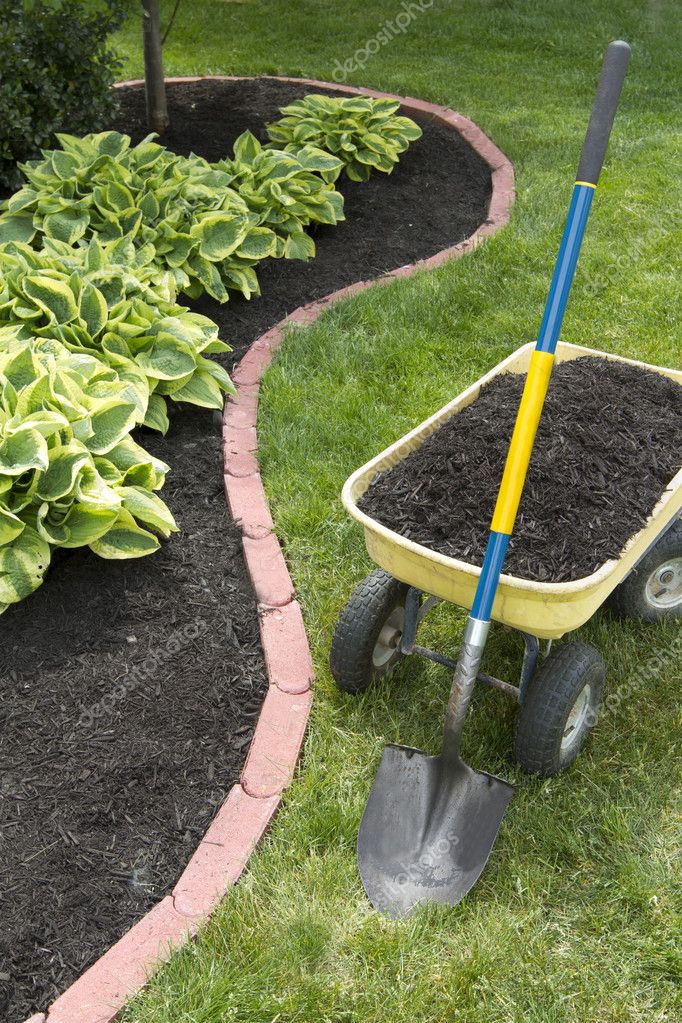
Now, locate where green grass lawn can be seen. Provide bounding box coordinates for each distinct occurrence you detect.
[116,2,681,1020]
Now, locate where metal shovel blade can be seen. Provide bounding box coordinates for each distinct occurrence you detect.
[358,743,514,918]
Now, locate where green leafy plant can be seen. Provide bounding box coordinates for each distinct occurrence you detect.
[0,328,177,612]
[0,237,234,433]
[266,95,422,183]
[0,131,278,302]
[217,132,345,260]
[0,1,127,191]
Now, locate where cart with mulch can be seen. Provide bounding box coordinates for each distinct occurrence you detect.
[331,340,682,777]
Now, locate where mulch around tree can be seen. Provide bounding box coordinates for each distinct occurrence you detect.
[1,78,491,1020]
[358,357,682,582]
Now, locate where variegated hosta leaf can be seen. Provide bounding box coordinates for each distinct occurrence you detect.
[88,507,163,559]
[266,95,422,182]
[0,336,177,613]
[0,525,51,612]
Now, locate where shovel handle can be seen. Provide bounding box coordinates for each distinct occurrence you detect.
[576,40,631,187]
[444,44,630,751]
[471,40,630,623]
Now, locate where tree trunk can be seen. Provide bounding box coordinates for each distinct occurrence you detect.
[141,0,169,134]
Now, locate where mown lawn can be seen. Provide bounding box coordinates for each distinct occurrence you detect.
[116,2,681,1020]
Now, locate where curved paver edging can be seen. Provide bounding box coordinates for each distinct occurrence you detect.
[30,76,513,1023]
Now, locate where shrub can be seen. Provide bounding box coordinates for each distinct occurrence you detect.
[0,237,234,432]
[266,95,422,183]
[217,132,345,260]
[0,328,176,612]
[0,0,127,191]
[0,131,278,302]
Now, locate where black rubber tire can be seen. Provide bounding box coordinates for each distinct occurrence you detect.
[607,519,682,623]
[330,570,409,693]
[514,641,605,777]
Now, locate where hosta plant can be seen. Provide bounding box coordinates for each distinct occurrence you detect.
[0,131,279,301]
[0,237,234,433]
[0,328,177,613]
[217,132,345,260]
[266,95,422,183]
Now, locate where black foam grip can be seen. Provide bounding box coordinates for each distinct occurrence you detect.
[576,41,630,185]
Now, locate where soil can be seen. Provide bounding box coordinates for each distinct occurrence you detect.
[0,78,492,1021]
[359,357,682,582]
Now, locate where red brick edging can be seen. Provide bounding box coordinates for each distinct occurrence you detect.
[29,76,513,1023]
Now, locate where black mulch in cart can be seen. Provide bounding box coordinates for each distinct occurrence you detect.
[359,357,682,582]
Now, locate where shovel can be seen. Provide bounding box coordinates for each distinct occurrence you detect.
[358,40,631,918]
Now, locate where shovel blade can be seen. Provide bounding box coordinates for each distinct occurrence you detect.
[358,744,514,918]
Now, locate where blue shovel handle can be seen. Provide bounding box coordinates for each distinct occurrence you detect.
[444,41,630,760]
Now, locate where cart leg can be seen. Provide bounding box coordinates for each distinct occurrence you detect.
[397,586,423,652]
[519,632,541,704]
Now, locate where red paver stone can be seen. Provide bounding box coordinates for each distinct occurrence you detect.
[258,325,285,353]
[259,601,314,693]
[231,343,274,386]
[224,425,258,476]
[47,898,195,1023]
[285,303,325,326]
[242,533,295,607]
[224,473,274,538]
[491,163,515,192]
[173,785,280,918]
[224,382,259,424]
[223,424,257,451]
[487,189,514,224]
[241,686,314,798]
[225,450,258,477]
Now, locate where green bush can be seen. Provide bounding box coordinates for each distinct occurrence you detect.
[218,131,345,260]
[0,236,234,433]
[0,131,279,302]
[266,95,422,182]
[0,327,176,613]
[0,1,127,191]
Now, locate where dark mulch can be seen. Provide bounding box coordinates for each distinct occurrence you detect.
[359,357,682,582]
[1,78,491,1021]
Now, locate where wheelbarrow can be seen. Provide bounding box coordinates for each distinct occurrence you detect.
[333,338,682,758]
[330,41,682,918]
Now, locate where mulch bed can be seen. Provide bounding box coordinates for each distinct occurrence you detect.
[1,78,491,1021]
[359,357,682,582]
[110,78,491,360]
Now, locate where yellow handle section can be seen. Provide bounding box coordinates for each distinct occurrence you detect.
[490,350,555,535]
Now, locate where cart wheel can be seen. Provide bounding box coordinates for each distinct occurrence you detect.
[330,570,409,693]
[607,520,682,623]
[514,642,605,777]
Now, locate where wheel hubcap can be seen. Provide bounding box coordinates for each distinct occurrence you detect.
[645,557,682,609]
[372,606,405,669]
[561,684,592,753]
